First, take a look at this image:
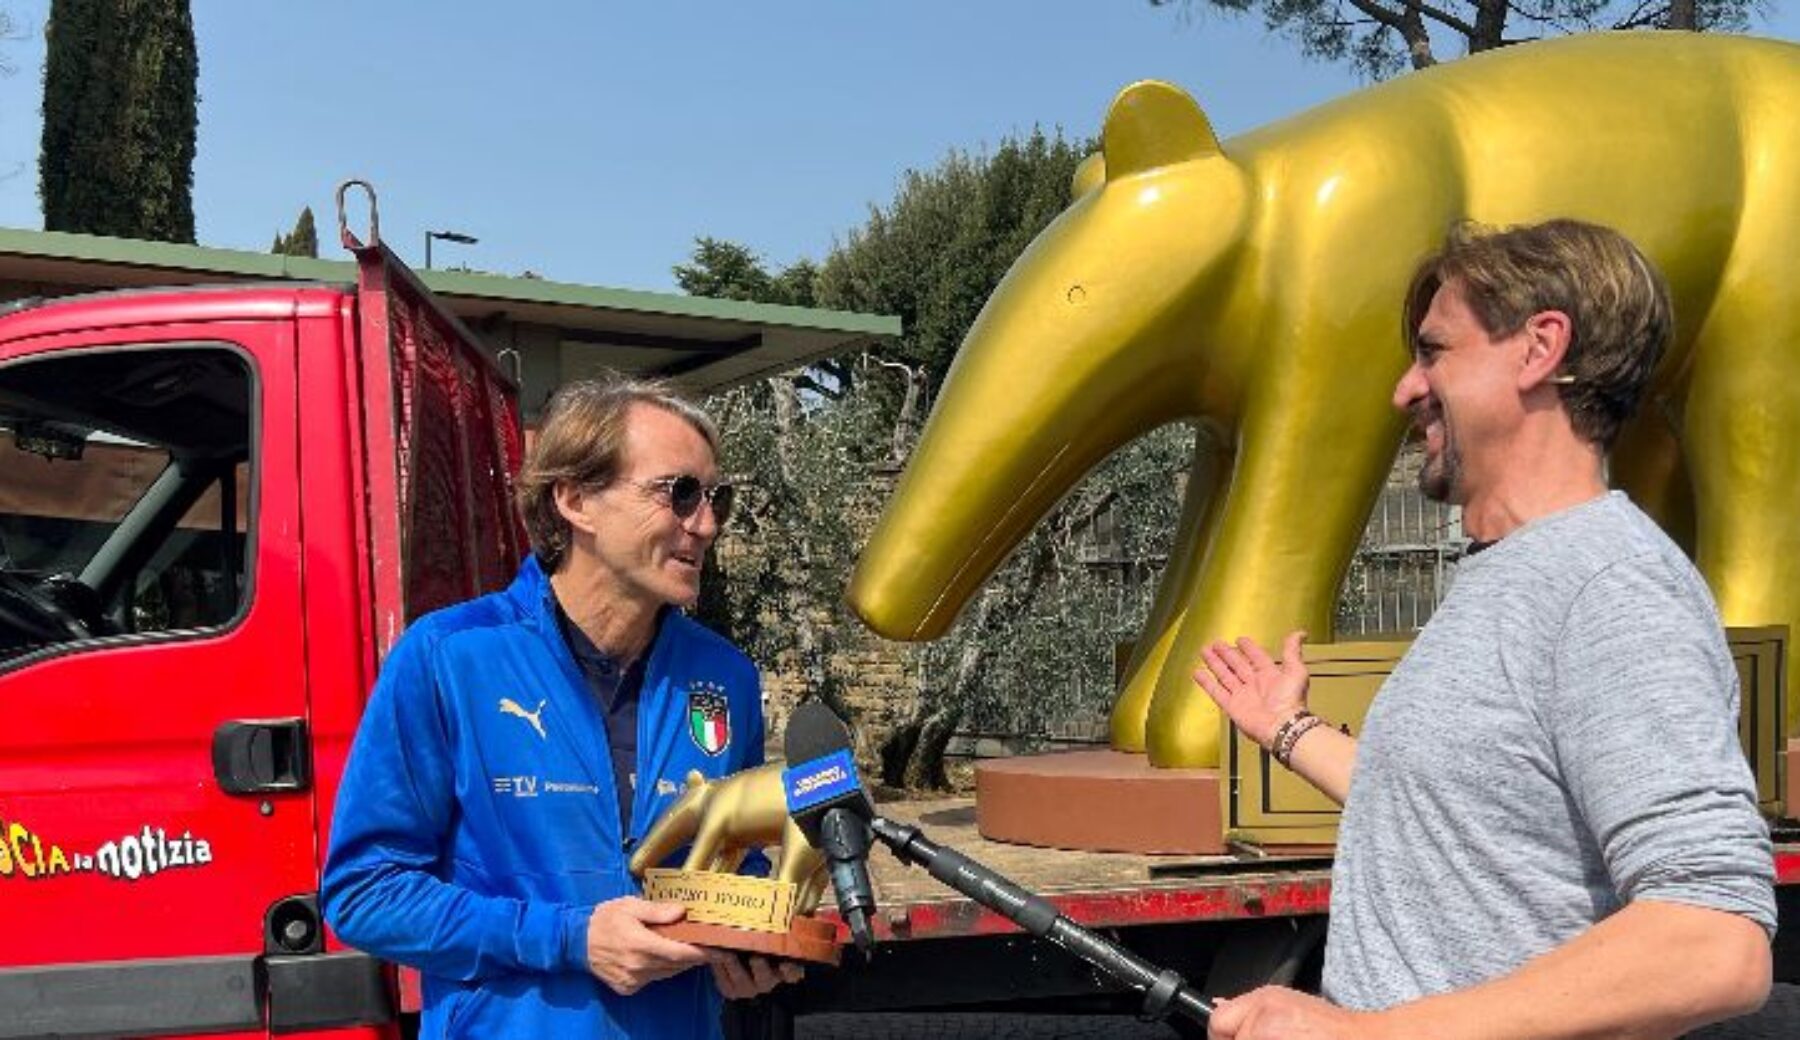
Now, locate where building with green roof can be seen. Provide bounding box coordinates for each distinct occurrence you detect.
[0,226,900,417]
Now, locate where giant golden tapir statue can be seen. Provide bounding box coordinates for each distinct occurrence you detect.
[846,32,1800,770]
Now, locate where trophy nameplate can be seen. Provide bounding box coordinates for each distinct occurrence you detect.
[642,868,841,965]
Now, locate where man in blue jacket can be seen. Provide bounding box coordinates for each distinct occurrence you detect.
[323,376,799,1038]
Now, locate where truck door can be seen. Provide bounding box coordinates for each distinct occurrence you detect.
[0,318,320,1038]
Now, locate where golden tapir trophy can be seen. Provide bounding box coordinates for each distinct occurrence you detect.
[628,763,843,965]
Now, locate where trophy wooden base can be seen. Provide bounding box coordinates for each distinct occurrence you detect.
[976,749,1225,854]
[651,915,842,966]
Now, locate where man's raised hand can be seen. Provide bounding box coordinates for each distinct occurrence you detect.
[1192,630,1310,749]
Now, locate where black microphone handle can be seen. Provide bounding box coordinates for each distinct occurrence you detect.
[868,815,1212,1025]
[821,807,877,952]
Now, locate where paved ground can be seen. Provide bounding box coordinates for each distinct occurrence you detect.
[795,984,1800,1038]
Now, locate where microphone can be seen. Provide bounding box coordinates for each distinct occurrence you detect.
[782,700,877,952]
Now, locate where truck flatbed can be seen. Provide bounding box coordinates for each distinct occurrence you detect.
[859,797,1800,944]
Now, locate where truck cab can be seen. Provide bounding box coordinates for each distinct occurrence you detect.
[0,234,521,1039]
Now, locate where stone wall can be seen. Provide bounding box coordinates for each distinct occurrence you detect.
[756,620,921,771]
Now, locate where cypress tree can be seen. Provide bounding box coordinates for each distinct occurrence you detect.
[40,0,199,243]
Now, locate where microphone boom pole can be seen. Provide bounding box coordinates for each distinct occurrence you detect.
[868,816,1213,1026]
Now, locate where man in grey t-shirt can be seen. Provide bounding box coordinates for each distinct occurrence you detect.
[1195,220,1775,1040]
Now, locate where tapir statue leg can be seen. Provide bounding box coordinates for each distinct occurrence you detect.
[1684,244,1800,738]
[1109,438,1225,752]
[1144,307,1418,767]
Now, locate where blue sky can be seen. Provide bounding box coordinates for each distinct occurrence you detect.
[0,3,1793,293]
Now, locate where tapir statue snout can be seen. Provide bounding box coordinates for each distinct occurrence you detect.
[847,32,1800,769]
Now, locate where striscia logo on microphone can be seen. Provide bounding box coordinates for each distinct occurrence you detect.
[783,749,860,812]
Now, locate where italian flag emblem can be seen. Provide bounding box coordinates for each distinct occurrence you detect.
[687,689,730,756]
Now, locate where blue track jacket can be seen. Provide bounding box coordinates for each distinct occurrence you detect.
[322,557,765,1039]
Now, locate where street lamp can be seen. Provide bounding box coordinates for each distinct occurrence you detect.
[424,229,478,270]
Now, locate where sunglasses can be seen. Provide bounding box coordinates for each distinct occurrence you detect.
[631,475,735,524]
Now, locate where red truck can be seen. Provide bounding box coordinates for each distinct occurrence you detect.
[0,193,1794,1040]
[0,194,524,1039]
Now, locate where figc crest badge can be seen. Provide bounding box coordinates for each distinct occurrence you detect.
[687,687,730,756]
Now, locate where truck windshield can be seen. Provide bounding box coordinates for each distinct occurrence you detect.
[0,345,252,666]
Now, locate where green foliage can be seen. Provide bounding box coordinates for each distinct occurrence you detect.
[674,237,862,713]
[815,129,1090,376]
[1150,0,1766,80]
[940,423,1195,739]
[41,0,199,242]
[271,206,319,258]
[674,239,816,307]
[706,373,896,686]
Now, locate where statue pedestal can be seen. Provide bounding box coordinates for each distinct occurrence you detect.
[975,749,1224,854]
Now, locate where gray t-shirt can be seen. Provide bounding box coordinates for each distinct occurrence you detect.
[1323,492,1775,1010]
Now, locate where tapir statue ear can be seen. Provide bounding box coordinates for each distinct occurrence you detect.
[1071,153,1106,198]
[1102,81,1222,178]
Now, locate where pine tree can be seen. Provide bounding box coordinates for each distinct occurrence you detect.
[271,206,318,258]
[1150,1,1764,79]
[40,0,199,243]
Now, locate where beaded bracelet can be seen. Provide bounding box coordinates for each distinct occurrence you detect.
[1267,709,1314,762]
[1275,713,1328,769]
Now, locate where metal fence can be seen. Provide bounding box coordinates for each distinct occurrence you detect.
[1336,446,1466,637]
